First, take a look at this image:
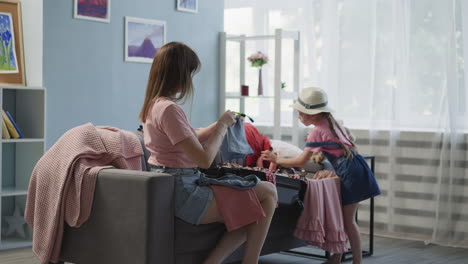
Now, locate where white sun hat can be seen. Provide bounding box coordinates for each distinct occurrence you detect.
[290,87,334,115]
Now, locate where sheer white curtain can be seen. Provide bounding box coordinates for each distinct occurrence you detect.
[225,0,468,247]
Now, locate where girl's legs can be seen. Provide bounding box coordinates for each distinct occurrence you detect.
[344,203,362,264]
[200,181,278,264]
[325,202,361,264]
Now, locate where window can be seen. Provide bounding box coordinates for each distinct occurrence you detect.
[224,0,468,130]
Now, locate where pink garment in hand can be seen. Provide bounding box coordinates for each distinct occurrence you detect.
[210,185,265,231]
[294,177,348,253]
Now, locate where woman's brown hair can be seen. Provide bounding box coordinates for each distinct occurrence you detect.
[322,112,357,159]
[139,42,201,122]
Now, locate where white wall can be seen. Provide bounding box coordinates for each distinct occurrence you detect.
[22,0,43,87]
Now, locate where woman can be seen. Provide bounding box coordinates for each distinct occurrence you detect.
[139,42,277,264]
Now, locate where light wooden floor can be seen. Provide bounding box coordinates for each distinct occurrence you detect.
[1,235,467,264]
[257,234,468,264]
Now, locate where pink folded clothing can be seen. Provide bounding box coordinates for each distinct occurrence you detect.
[210,185,265,231]
[294,177,348,253]
[25,123,143,264]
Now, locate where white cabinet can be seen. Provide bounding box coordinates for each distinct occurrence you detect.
[219,29,301,146]
[0,86,46,250]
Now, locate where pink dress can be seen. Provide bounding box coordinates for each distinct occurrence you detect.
[294,177,348,253]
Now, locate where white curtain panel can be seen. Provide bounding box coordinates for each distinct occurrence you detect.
[225,0,468,247]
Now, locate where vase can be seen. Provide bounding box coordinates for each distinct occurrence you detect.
[258,68,263,96]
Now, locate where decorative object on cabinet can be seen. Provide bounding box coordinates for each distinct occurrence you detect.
[0,85,46,250]
[74,0,111,23]
[257,68,263,95]
[2,205,26,238]
[247,51,268,96]
[219,29,301,146]
[177,0,198,13]
[247,51,269,68]
[125,16,166,63]
[241,84,249,96]
[0,0,25,86]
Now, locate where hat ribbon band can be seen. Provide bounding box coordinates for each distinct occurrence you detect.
[298,98,328,109]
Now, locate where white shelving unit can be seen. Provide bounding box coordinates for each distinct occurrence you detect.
[0,86,46,250]
[219,29,301,146]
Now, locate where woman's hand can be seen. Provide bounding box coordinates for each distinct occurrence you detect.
[261,150,278,164]
[218,110,236,127]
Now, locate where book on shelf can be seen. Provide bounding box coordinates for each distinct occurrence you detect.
[5,110,23,138]
[1,117,10,139]
[1,109,22,139]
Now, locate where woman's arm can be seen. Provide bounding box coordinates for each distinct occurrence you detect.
[176,111,235,169]
[195,122,217,143]
[261,149,313,168]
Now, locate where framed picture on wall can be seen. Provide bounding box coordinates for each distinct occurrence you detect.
[125,16,166,63]
[74,0,111,23]
[177,0,198,13]
[0,0,25,86]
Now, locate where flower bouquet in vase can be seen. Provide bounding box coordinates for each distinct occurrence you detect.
[247,51,268,96]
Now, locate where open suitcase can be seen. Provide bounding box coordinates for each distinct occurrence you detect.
[200,166,308,211]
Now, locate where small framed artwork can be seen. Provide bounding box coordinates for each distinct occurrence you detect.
[74,0,111,23]
[125,17,166,63]
[0,0,25,86]
[177,0,198,13]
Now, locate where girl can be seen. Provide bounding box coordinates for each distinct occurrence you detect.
[261,87,381,264]
[138,42,277,264]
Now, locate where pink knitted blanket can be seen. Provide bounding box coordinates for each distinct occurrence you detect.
[294,177,348,253]
[25,123,143,264]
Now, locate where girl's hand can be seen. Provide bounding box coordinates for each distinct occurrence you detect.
[219,110,236,127]
[289,174,301,179]
[313,170,338,180]
[261,150,278,163]
[311,151,325,163]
